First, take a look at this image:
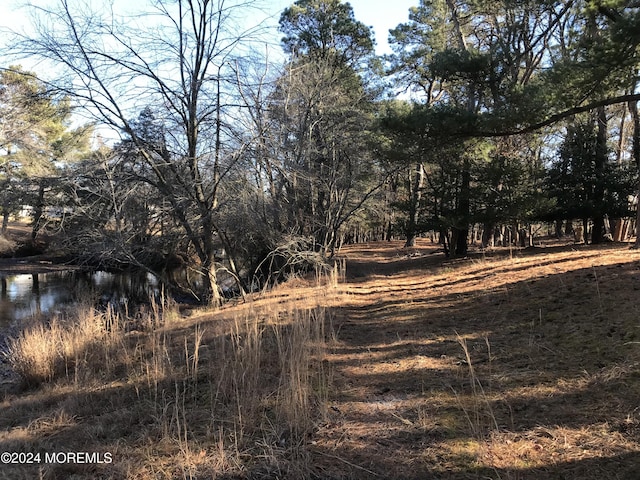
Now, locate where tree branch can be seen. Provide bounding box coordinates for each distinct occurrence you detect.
[477,93,640,137]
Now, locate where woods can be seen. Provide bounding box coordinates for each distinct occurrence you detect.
[1,0,640,303]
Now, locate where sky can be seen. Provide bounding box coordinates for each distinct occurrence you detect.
[265,0,419,54]
[0,0,420,56]
[0,0,419,141]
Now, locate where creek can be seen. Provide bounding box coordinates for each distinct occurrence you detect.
[0,270,161,335]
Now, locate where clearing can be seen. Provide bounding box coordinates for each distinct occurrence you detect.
[1,239,640,479]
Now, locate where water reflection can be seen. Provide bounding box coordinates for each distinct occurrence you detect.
[0,270,160,332]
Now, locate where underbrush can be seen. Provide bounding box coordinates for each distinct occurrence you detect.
[0,235,16,256]
[2,286,334,479]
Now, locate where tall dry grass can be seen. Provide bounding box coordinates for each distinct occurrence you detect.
[4,277,336,479]
[6,304,125,386]
[199,303,332,476]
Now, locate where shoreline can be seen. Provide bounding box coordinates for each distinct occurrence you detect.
[0,256,83,276]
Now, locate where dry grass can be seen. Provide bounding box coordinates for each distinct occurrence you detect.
[6,305,127,387]
[0,235,16,255]
[2,239,640,479]
[1,274,340,479]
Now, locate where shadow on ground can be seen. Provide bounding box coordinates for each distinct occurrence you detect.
[313,240,640,479]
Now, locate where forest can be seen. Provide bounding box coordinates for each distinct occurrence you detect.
[1,0,639,305]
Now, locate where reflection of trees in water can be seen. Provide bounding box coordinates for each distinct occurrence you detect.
[93,271,160,314]
[0,270,164,329]
[0,276,9,331]
[32,274,41,315]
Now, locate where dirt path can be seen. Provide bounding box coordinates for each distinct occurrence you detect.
[311,240,640,479]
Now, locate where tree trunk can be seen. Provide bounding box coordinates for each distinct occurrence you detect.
[444,0,473,257]
[452,162,471,256]
[481,222,495,248]
[404,163,424,248]
[591,105,607,244]
[629,97,640,248]
[565,220,574,237]
[555,219,563,238]
[440,229,450,257]
[1,210,8,236]
[203,255,222,307]
[31,181,47,242]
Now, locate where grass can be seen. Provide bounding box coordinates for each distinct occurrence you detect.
[2,239,640,478]
[1,274,339,479]
[0,234,17,256]
[6,304,126,387]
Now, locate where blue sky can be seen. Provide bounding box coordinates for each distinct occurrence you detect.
[265,0,419,54]
[0,0,419,55]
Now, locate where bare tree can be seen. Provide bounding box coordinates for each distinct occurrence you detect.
[13,0,266,305]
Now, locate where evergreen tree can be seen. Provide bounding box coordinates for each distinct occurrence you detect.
[0,66,91,239]
[545,113,636,242]
[272,0,382,257]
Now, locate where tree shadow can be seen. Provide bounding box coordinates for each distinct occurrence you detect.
[319,243,640,479]
[1,243,640,479]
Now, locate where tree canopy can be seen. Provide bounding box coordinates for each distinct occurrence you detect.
[1,0,639,301]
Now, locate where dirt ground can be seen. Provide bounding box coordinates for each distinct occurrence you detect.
[308,239,640,479]
[2,234,640,479]
[0,224,78,274]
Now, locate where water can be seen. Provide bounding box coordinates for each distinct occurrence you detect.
[0,270,160,333]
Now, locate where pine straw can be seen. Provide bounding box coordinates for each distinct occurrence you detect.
[313,239,640,479]
[2,239,640,479]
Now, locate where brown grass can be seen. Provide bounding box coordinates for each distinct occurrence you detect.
[1,275,339,479]
[2,239,640,479]
[0,235,16,255]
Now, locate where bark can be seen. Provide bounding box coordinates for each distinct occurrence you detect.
[204,260,222,307]
[616,102,627,165]
[565,220,574,237]
[591,106,607,244]
[31,181,46,242]
[629,98,640,248]
[481,222,495,248]
[443,0,473,257]
[1,211,8,236]
[453,163,471,256]
[555,219,563,238]
[405,163,424,247]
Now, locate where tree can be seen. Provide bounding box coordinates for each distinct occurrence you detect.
[388,0,490,255]
[380,101,438,247]
[0,66,91,239]
[15,0,265,305]
[59,111,179,272]
[279,0,374,66]
[386,0,640,253]
[268,0,383,258]
[545,113,636,243]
